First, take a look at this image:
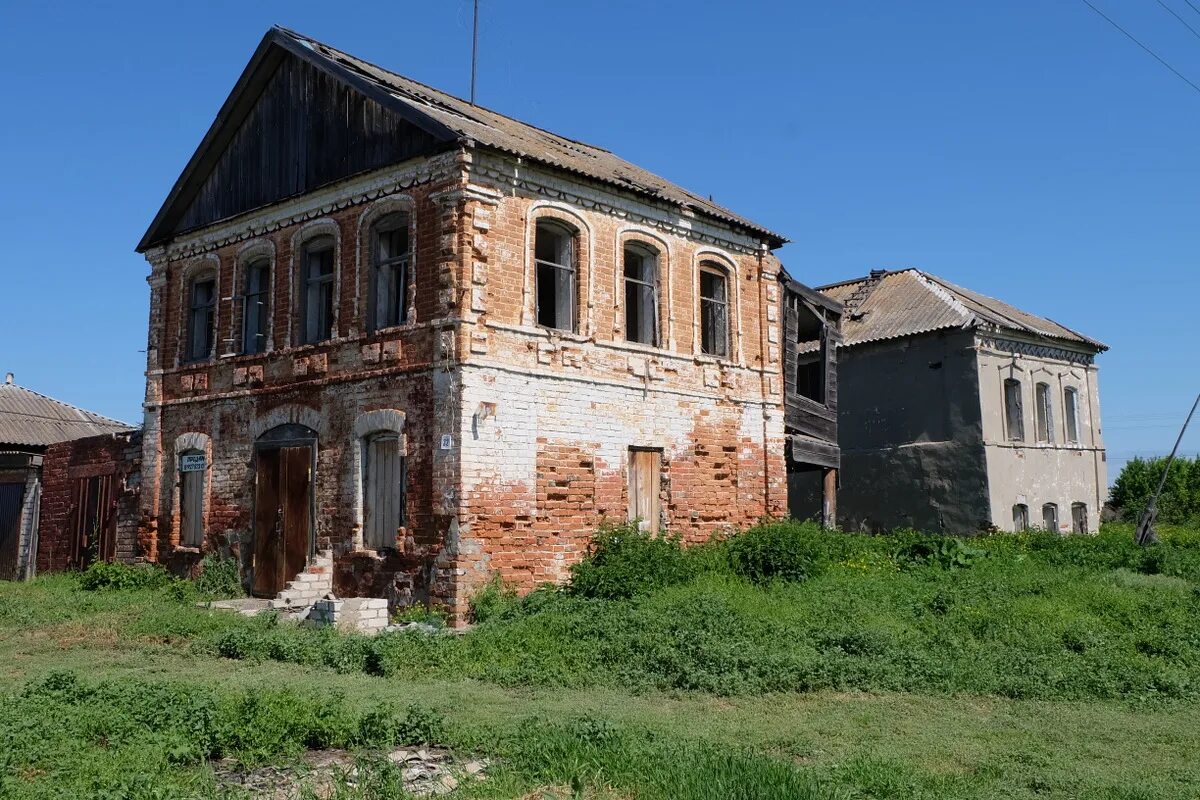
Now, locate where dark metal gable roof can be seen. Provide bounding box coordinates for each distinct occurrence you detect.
[139,26,786,252]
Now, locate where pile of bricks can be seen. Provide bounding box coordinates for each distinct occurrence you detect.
[308,597,390,634]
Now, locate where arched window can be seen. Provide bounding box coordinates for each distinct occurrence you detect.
[362,431,406,550]
[370,213,410,331]
[1013,503,1029,532]
[1003,378,1024,442]
[1042,503,1059,533]
[299,235,335,344]
[1035,382,1054,443]
[535,219,577,331]
[242,258,271,355]
[623,242,659,346]
[178,448,206,546]
[699,262,730,357]
[185,272,217,362]
[1063,387,1080,444]
[1071,502,1089,534]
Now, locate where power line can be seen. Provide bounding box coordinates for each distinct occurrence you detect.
[1079,0,1200,95]
[1155,0,1200,41]
[1185,0,1200,17]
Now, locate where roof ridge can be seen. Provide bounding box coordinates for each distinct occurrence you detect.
[911,271,975,328]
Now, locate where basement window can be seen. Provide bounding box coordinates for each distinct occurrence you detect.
[624,243,659,346]
[370,213,410,331]
[185,273,216,362]
[1035,382,1054,443]
[1064,387,1080,444]
[300,236,335,345]
[1003,378,1024,442]
[362,432,406,550]
[1042,502,1059,533]
[241,258,270,355]
[1013,503,1029,532]
[535,220,577,332]
[699,262,730,358]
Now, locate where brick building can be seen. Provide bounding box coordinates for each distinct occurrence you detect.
[135,27,810,619]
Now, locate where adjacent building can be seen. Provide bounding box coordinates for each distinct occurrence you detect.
[817,269,1107,534]
[134,27,814,618]
[0,374,134,579]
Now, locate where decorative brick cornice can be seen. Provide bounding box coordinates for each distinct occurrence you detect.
[978,335,1096,365]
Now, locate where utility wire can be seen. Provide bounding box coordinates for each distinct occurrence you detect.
[1079,0,1200,95]
[1155,0,1200,41]
[1185,0,1200,16]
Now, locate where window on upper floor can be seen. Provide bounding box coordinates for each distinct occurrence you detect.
[793,300,826,404]
[1064,386,1080,444]
[300,236,335,345]
[370,213,410,332]
[535,220,577,332]
[185,273,217,362]
[699,262,730,358]
[242,258,271,355]
[362,431,406,550]
[623,243,659,346]
[1003,378,1025,442]
[1042,502,1059,533]
[1013,503,1029,532]
[1035,382,1054,443]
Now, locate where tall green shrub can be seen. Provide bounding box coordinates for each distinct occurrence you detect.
[1111,456,1200,524]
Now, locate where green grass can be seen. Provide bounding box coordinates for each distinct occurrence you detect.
[1,522,1199,798]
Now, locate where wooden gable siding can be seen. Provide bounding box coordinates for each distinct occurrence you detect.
[782,286,840,448]
[172,54,446,240]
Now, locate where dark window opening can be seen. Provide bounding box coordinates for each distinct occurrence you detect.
[624,244,659,346]
[186,274,216,362]
[699,264,729,357]
[1071,502,1088,534]
[1013,503,1029,532]
[535,220,576,331]
[242,259,270,355]
[1004,378,1025,442]
[1064,387,1080,444]
[1042,502,1059,533]
[300,236,335,344]
[792,301,826,404]
[1035,381,1054,443]
[371,213,410,331]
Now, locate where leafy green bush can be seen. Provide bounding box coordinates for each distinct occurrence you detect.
[567,522,698,599]
[193,554,244,598]
[1111,455,1200,524]
[468,575,519,623]
[723,520,833,583]
[77,561,175,592]
[894,535,985,570]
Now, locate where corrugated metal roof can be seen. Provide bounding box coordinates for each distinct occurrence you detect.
[277,28,785,246]
[818,269,1107,351]
[0,379,135,448]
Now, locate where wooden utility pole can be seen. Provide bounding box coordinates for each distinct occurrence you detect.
[1135,392,1200,546]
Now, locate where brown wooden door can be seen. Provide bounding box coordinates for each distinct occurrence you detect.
[253,445,313,596]
[628,449,661,533]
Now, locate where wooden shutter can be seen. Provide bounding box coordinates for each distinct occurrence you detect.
[180,468,205,546]
[364,434,404,549]
[628,449,661,533]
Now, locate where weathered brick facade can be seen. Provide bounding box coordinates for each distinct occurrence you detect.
[134,29,789,621]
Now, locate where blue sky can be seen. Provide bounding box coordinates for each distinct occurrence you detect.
[1,0,1196,478]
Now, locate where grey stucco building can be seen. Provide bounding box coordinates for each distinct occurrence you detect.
[815,269,1107,535]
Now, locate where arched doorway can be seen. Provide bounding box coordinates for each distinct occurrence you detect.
[253,423,317,596]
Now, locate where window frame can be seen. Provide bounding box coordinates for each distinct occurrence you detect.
[534,219,578,333]
[1063,386,1080,444]
[1013,503,1030,532]
[1003,378,1025,442]
[361,430,407,551]
[1042,502,1059,533]
[369,212,411,333]
[184,272,217,363]
[698,261,731,359]
[178,448,206,547]
[298,235,336,346]
[1035,381,1054,444]
[622,241,660,347]
[241,257,271,355]
[1071,502,1088,534]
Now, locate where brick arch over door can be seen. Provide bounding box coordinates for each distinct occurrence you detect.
[250,405,329,441]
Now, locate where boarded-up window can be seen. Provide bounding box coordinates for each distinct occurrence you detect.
[301,236,335,344]
[1042,503,1059,533]
[624,244,659,346]
[242,258,271,354]
[699,263,729,357]
[535,220,576,332]
[1004,379,1024,442]
[179,450,205,547]
[1035,382,1054,443]
[186,274,216,362]
[371,213,410,331]
[1013,503,1029,531]
[1071,502,1088,534]
[363,433,406,550]
[1064,387,1080,444]
[627,448,661,533]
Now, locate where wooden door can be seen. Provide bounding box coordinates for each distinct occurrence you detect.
[70,475,115,570]
[628,449,661,533]
[0,483,24,581]
[253,445,313,596]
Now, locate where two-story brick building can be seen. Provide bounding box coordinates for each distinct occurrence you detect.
[135,27,809,618]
